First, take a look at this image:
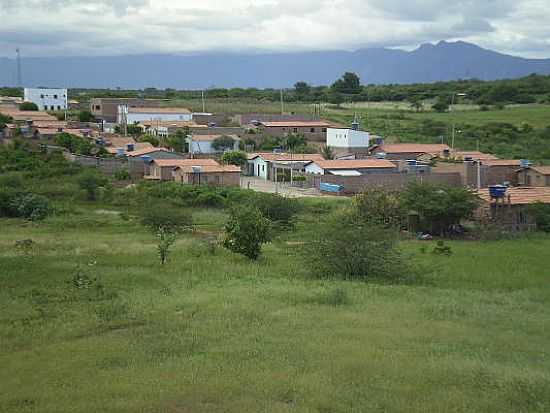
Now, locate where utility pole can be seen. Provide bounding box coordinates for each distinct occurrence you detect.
[201,90,206,113]
[16,48,22,88]
[280,89,284,115]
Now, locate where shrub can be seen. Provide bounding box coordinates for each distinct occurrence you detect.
[302,209,403,281]
[211,135,235,151]
[254,192,300,228]
[114,168,130,181]
[223,206,271,260]
[527,203,550,232]
[193,191,225,208]
[77,169,109,201]
[11,193,51,221]
[220,150,247,167]
[19,102,39,111]
[353,188,405,228]
[140,202,192,233]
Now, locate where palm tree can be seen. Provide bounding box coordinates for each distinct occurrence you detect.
[320,145,335,160]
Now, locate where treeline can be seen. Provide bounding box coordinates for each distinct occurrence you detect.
[3,73,550,106]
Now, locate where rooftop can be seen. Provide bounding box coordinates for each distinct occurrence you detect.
[259,121,333,128]
[152,159,219,167]
[174,164,241,173]
[477,186,550,205]
[126,147,171,157]
[190,134,240,142]
[482,159,521,167]
[453,151,499,161]
[139,120,206,128]
[127,107,191,114]
[529,166,550,175]
[248,152,324,162]
[311,159,396,170]
[375,143,450,154]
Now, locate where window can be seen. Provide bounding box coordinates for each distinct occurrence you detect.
[310,128,315,133]
[262,165,265,172]
[95,105,101,110]
[54,95,58,99]
[40,94,44,99]
[322,128,327,132]
[50,105,55,111]
[57,106,61,110]
[44,105,48,110]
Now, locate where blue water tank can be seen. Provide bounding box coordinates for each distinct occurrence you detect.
[141,155,152,163]
[407,159,417,166]
[520,159,530,168]
[375,152,386,159]
[489,185,507,199]
[320,182,343,193]
[126,143,135,152]
[116,148,125,157]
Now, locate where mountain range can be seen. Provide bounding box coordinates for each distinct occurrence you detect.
[1,41,550,89]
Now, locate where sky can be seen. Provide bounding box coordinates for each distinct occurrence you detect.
[0,0,549,59]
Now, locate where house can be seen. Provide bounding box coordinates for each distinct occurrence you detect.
[138,120,207,137]
[173,164,242,187]
[326,127,370,154]
[0,108,58,122]
[146,159,219,181]
[105,141,154,156]
[118,106,193,124]
[90,98,167,123]
[187,134,241,155]
[247,152,324,180]
[464,159,521,187]
[256,121,333,142]
[24,88,67,112]
[371,143,451,160]
[476,186,550,231]
[452,151,499,161]
[516,166,550,187]
[304,159,397,176]
[126,146,187,177]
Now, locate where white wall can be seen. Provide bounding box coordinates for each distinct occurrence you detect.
[189,139,240,154]
[249,157,268,179]
[305,162,325,175]
[24,88,67,111]
[117,105,193,124]
[327,128,370,148]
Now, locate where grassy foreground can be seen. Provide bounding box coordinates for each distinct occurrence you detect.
[1,204,550,413]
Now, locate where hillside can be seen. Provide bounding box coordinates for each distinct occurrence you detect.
[1,41,550,89]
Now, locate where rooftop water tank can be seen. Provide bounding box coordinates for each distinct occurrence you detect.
[407,159,418,166]
[140,155,152,163]
[520,159,530,168]
[191,165,202,174]
[126,143,135,152]
[489,185,507,199]
[375,152,386,159]
[116,148,125,157]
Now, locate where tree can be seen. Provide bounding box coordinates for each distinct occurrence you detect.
[165,127,189,153]
[352,188,405,228]
[140,203,192,265]
[77,169,109,201]
[320,145,335,160]
[223,206,271,260]
[78,110,95,122]
[527,203,550,232]
[331,72,361,94]
[400,182,480,235]
[19,102,39,111]
[221,150,247,167]
[408,95,423,112]
[432,98,449,113]
[294,81,311,100]
[302,209,403,281]
[211,135,235,152]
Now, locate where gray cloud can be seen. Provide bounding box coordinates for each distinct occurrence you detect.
[0,0,548,58]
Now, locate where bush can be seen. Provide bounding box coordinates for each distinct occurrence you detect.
[303,210,403,281]
[19,102,39,111]
[140,202,192,233]
[353,188,405,228]
[114,168,130,181]
[220,150,247,167]
[223,206,271,260]
[254,192,300,228]
[0,188,51,221]
[527,203,550,232]
[77,169,109,201]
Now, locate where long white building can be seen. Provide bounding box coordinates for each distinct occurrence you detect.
[326,127,370,149]
[117,106,193,124]
[23,88,67,111]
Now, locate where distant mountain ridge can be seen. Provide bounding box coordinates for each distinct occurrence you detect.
[1,41,550,89]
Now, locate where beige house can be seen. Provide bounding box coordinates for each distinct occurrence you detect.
[257,121,333,142]
[173,164,242,186]
[146,159,219,181]
[516,166,550,187]
[371,143,451,160]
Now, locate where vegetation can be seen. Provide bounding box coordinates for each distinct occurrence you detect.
[19,101,39,111]
[320,145,335,160]
[220,150,247,167]
[211,135,236,152]
[78,110,95,122]
[223,205,271,259]
[527,202,550,232]
[77,168,109,201]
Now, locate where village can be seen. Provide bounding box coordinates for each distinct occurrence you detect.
[2,88,550,232]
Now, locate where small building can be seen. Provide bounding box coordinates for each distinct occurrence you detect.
[118,106,192,124]
[105,141,153,156]
[371,143,450,160]
[452,151,498,161]
[138,120,207,137]
[91,98,167,123]
[146,158,219,181]
[187,134,241,155]
[304,159,397,176]
[24,88,67,112]
[247,152,324,180]
[464,159,521,187]
[326,127,370,154]
[516,166,550,187]
[477,186,550,231]
[173,164,242,186]
[256,121,333,142]
[126,146,187,177]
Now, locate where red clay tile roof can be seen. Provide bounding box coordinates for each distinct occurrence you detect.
[259,121,333,128]
[482,159,521,167]
[174,164,241,173]
[477,186,550,205]
[376,144,450,154]
[311,159,396,170]
[105,142,152,154]
[139,120,204,128]
[248,152,324,162]
[126,147,170,157]
[530,166,550,175]
[152,159,219,167]
[128,107,191,114]
[454,151,499,161]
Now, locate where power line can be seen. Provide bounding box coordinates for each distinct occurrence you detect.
[16,48,22,88]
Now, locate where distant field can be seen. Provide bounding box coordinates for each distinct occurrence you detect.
[1,201,550,413]
[165,98,316,116]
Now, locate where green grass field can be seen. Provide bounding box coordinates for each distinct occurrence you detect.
[1,201,549,413]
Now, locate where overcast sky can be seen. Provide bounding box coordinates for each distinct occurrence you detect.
[0,0,549,58]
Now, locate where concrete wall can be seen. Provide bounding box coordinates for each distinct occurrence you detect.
[91,98,166,122]
[517,169,550,187]
[63,153,137,177]
[327,128,370,148]
[24,88,67,111]
[307,172,462,193]
[174,170,241,186]
[257,125,327,142]
[235,114,312,126]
